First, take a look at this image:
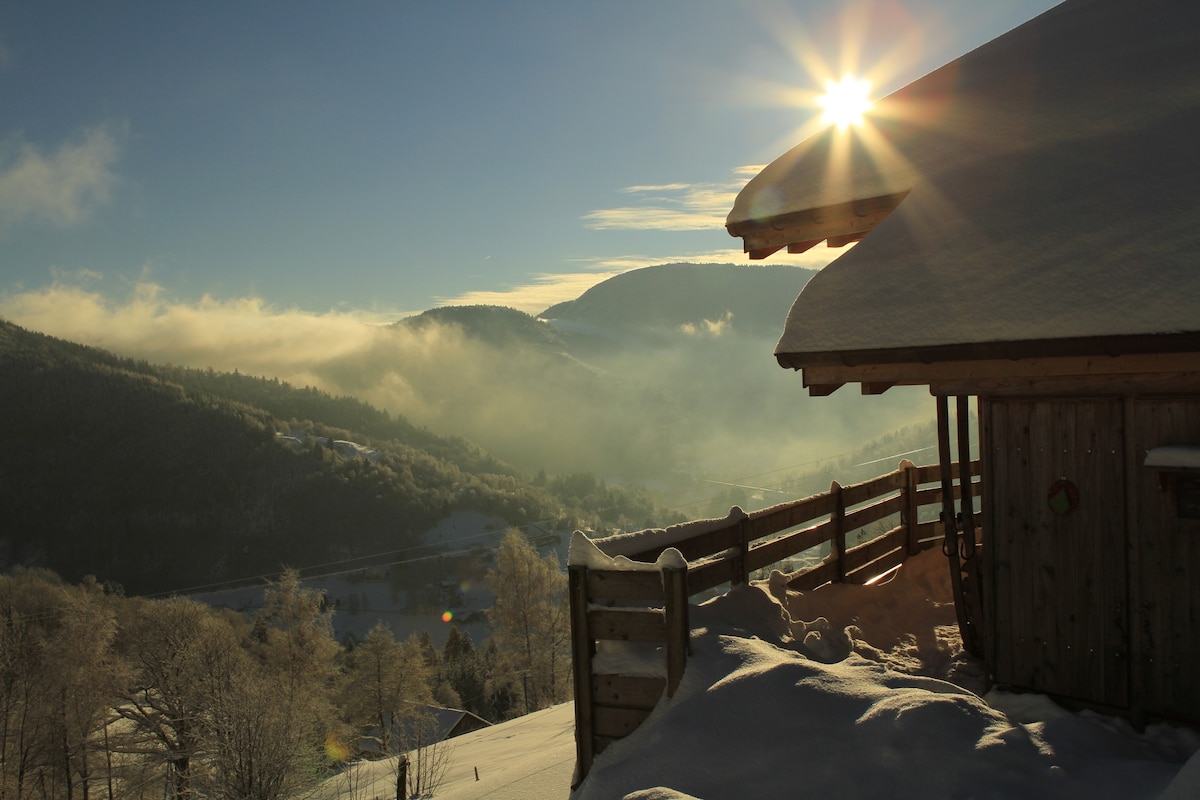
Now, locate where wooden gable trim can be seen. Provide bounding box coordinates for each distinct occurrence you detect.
[727,191,909,259]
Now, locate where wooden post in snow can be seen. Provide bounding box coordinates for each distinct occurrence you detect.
[568,565,594,786]
[830,481,846,583]
[663,565,689,697]
[900,459,920,555]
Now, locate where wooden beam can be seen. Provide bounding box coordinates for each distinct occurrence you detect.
[778,334,1200,371]
[861,381,896,395]
[748,245,784,260]
[826,231,867,247]
[727,191,909,254]
[931,372,1200,397]
[800,352,1200,393]
[787,239,822,254]
[806,382,845,396]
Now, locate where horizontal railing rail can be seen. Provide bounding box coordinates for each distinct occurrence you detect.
[615,458,980,596]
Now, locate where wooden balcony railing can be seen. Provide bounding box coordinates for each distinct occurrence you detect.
[569,457,981,784]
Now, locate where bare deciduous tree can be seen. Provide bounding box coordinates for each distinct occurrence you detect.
[398,711,452,800]
[486,530,570,714]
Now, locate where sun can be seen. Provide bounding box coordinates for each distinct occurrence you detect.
[818,75,872,129]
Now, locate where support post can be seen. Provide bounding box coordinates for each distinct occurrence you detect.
[900,458,919,555]
[732,517,750,586]
[663,565,689,697]
[568,565,594,786]
[956,395,984,659]
[938,395,975,655]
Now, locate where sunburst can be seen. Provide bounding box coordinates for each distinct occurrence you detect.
[818,75,873,129]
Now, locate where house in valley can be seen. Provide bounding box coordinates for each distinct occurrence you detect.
[726,0,1200,722]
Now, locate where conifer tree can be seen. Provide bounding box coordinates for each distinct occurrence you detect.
[442,626,486,719]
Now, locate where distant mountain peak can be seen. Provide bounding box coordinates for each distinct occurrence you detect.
[396,305,566,350]
[539,262,816,339]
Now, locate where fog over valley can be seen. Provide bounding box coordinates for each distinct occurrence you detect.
[1,263,935,491]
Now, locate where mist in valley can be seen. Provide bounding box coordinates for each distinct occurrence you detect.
[1,269,936,502]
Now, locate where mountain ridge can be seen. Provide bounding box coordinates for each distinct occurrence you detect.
[539,262,816,340]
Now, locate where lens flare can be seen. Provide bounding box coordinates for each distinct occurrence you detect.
[441,610,454,623]
[325,735,351,762]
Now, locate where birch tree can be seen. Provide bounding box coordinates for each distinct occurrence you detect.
[342,623,431,758]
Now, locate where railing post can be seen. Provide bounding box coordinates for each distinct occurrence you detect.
[568,565,594,786]
[663,565,689,697]
[731,516,750,586]
[830,480,846,583]
[900,459,920,555]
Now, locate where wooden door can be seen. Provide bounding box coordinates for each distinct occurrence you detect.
[1130,398,1200,721]
[985,398,1128,707]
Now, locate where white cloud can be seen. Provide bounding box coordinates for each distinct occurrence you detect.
[582,176,743,231]
[579,165,780,232]
[622,183,692,193]
[733,164,766,178]
[680,311,735,338]
[582,206,728,231]
[0,124,124,230]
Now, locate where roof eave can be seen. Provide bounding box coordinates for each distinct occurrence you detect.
[726,191,910,259]
[776,332,1200,396]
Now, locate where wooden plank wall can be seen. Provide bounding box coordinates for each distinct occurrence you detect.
[1128,398,1200,721]
[984,398,1128,708]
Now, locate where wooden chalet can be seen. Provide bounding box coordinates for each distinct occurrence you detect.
[726,0,1200,722]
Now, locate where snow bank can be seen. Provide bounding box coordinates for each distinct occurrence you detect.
[574,547,1200,799]
[576,630,1195,800]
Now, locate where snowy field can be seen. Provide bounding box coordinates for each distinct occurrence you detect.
[320,547,1200,799]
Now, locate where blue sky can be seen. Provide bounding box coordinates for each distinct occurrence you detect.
[1,0,1059,322]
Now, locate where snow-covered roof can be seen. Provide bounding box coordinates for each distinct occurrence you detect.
[727,0,1200,371]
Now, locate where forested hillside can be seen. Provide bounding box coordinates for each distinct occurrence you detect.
[0,320,664,595]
